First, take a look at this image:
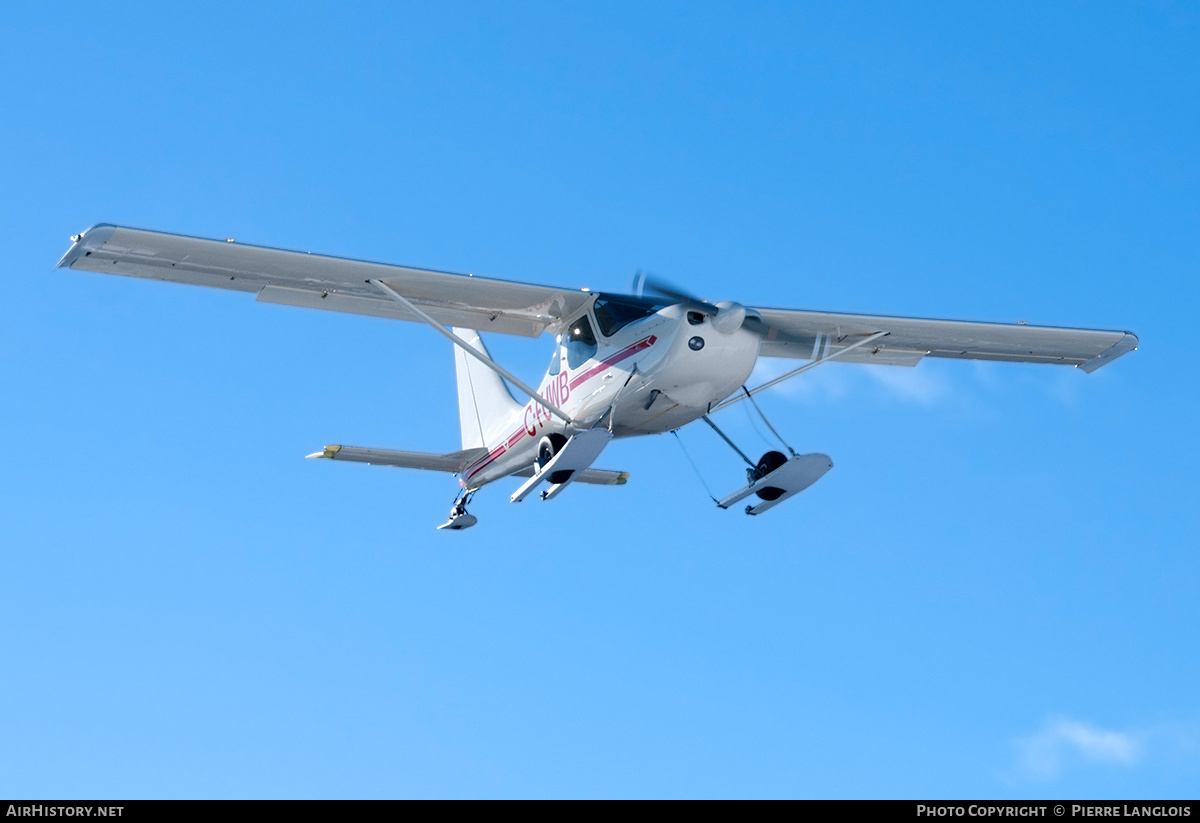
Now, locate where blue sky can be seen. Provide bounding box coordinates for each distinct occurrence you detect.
[2,1,1197,798]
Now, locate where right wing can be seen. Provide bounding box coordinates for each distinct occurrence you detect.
[57,224,592,338]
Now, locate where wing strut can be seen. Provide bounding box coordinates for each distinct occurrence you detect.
[368,279,574,425]
[700,415,758,469]
[711,331,890,413]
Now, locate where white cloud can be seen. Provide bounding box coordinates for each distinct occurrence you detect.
[1015,717,1142,780]
[746,358,947,405]
[863,364,947,404]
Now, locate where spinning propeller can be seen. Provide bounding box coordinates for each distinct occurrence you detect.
[633,270,798,342]
[633,270,747,334]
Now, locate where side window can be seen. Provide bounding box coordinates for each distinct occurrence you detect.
[566,315,598,370]
[547,336,562,376]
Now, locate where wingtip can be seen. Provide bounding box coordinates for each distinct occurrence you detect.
[306,445,342,459]
[55,224,117,269]
[1079,331,1139,374]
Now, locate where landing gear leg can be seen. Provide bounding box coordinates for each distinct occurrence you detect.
[700,396,833,514]
[438,489,478,531]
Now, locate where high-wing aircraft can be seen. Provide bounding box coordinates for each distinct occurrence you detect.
[57,224,1137,530]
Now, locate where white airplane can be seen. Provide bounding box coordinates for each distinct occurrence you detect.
[57,225,1137,530]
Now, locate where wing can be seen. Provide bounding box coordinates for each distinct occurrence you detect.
[57,224,592,338]
[746,307,1137,373]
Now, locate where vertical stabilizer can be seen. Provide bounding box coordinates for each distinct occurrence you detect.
[453,328,524,450]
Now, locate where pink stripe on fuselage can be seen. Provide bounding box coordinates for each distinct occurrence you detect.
[568,335,656,390]
[461,334,657,483]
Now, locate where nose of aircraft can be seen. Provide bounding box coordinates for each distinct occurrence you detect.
[712,301,747,334]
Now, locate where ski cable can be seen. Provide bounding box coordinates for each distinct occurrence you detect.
[672,429,719,505]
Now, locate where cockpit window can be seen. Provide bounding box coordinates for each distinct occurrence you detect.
[566,315,598,370]
[547,336,562,376]
[592,294,663,337]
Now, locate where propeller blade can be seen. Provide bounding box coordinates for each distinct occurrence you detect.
[631,271,753,335]
[633,270,711,312]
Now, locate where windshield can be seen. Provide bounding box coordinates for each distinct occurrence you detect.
[592,294,663,337]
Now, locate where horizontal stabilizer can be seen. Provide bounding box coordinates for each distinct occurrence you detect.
[717,453,833,515]
[307,444,487,474]
[512,466,629,486]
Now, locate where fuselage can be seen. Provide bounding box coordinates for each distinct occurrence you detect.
[461,299,761,489]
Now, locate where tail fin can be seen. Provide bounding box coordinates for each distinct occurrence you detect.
[452,328,524,450]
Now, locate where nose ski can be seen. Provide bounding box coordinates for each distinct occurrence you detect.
[716,452,834,516]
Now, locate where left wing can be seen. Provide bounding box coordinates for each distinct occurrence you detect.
[57,224,592,338]
[746,307,1137,373]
